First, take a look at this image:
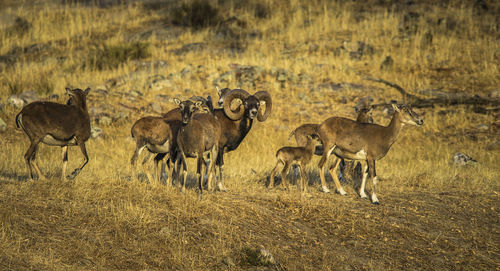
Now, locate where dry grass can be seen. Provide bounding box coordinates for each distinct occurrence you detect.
[0,0,499,270]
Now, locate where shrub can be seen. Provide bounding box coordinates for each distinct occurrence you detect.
[86,42,150,70]
[171,0,221,29]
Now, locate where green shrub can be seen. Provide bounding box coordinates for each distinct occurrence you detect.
[87,42,150,70]
[171,0,221,29]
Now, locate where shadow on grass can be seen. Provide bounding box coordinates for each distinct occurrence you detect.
[261,163,366,194]
[0,171,30,182]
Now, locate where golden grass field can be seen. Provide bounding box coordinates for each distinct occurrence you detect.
[0,0,499,269]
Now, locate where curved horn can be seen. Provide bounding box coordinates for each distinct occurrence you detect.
[254,91,272,122]
[223,89,250,120]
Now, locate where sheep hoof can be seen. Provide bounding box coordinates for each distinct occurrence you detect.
[320,186,330,193]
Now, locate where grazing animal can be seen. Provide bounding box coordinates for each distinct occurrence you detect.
[269,134,321,192]
[288,105,374,191]
[174,98,221,193]
[316,104,423,204]
[211,88,272,191]
[133,96,213,185]
[16,87,91,180]
[130,115,181,184]
[216,86,231,107]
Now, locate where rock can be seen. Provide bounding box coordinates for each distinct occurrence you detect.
[340,40,374,60]
[19,91,40,103]
[221,257,235,267]
[129,90,143,97]
[90,127,104,139]
[270,67,288,82]
[489,89,500,99]
[476,124,489,131]
[258,249,276,265]
[114,111,130,124]
[380,56,394,71]
[0,117,7,132]
[297,92,312,103]
[212,71,234,86]
[452,152,477,166]
[149,78,173,92]
[97,115,112,126]
[309,43,319,53]
[180,64,192,77]
[149,102,162,113]
[7,94,25,108]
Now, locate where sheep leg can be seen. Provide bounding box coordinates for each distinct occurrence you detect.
[61,146,68,180]
[328,157,346,195]
[210,146,219,192]
[166,154,175,187]
[269,159,283,188]
[131,141,146,181]
[153,153,161,184]
[141,152,154,183]
[368,159,379,204]
[359,161,369,199]
[196,155,203,193]
[298,163,308,193]
[215,150,226,192]
[30,144,46,181]
[281,163,290,190]
[24,140,40,180]
[155,152,169,184]
[68,141,88,180]
[318,145,336,193]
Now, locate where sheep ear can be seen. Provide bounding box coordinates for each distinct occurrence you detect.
[65,87,72,94]
[216,86,221,96]
[84,87,90,95]
[173,98,181,105]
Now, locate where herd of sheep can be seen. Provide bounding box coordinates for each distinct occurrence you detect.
[15,86,423,204]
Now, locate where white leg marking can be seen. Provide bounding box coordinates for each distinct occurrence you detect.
[359,163,368,199]
[320,146,336,194]
[371,176,379,204]
[338,187,347,196]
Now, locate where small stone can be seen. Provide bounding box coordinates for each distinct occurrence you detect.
[7,95,25,108]
[18,91,40,104]
[90,127,104,139]
[222,257,235,267]
[149,79,173,92]
[380,56,394,71]
[129,90,143,97]
[476,124,489,131]
[97,116,112,126]
[258,248,276,265]
[149,102,162,113]
[490,89,500,99]
[452,152,477,166]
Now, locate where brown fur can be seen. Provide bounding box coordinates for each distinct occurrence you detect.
[316,104,423,203]
[269,135,320,192]
[175,99,222,193]
[130,116,181,184]
[210,89,273,191]
[16,87,91,180]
